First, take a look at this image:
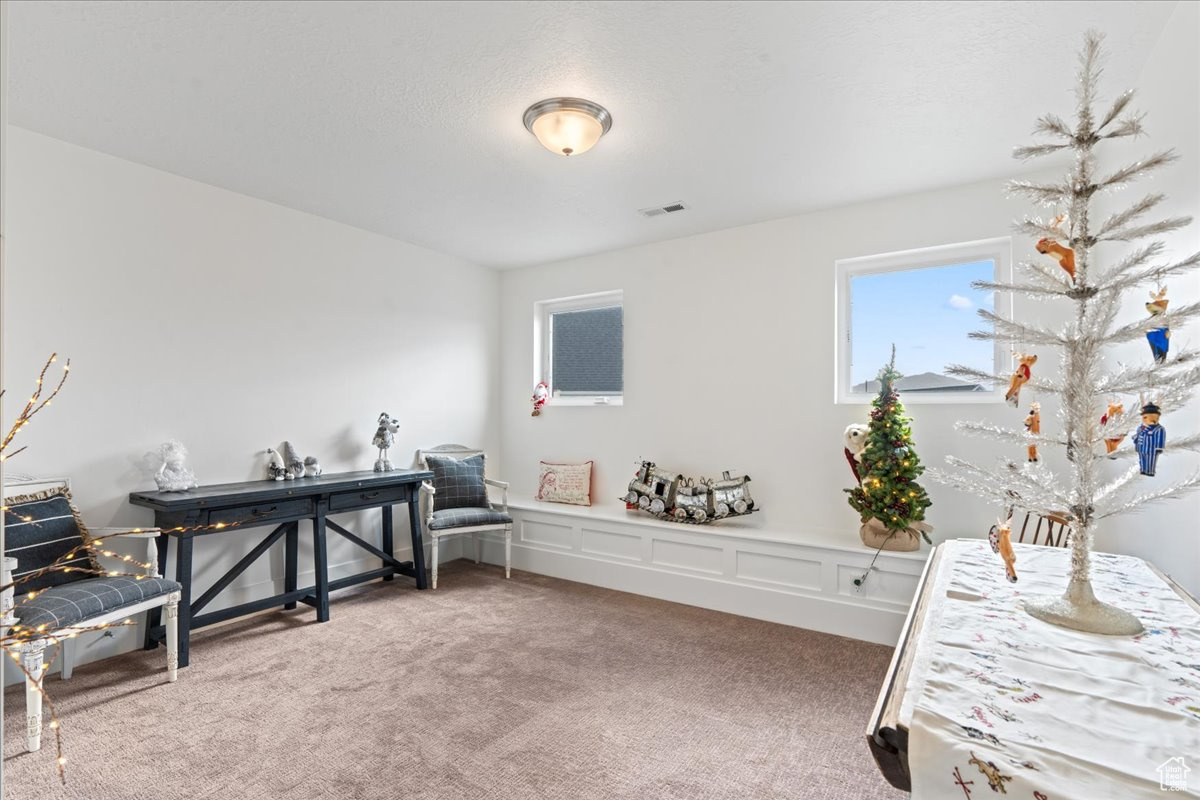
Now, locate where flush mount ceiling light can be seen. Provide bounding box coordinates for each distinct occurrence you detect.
[523,97,612,156]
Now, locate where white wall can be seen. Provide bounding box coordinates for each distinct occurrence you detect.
[3,127,499,671]
[1097,0,1200,590]
[498,13,1200,596]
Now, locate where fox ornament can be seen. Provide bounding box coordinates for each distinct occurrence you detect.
[1036,214,1076,283]
[988,515,1018,583]
[1100,400,1126,457]
[1005,353,1038,407]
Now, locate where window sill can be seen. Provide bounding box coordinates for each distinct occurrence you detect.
[547,396,624,407]
[836,390,1005,406]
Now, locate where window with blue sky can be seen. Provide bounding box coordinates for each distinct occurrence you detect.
[849,260,995,389]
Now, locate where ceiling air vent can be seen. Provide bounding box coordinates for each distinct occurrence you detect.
[638,201,689,218]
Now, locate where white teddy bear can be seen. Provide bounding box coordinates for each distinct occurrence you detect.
[843,424,869,485]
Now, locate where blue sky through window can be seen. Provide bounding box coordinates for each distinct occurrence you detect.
[850,260,995,386]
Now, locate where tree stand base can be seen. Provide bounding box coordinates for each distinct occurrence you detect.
[1024,591,1144,636]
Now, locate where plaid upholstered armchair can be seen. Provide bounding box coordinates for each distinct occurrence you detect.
[2,479,181,752]
[415,445,512,589]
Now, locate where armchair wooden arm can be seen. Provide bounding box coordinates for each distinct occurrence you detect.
[420,481,436,523]
[484,478,509,513]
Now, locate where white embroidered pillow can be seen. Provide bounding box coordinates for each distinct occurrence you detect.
[536,461,593,506]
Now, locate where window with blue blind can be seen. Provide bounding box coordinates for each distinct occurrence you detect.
[536,290,624,405]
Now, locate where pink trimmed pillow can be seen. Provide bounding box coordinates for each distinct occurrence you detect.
[537,461,593,506]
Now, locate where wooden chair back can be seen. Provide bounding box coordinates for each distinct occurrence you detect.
[415,444,485,470]
[1015,510,1072,547]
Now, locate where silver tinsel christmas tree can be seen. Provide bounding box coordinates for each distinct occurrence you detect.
[931,32,1200,635]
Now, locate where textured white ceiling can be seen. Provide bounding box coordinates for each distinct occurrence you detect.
[8,1,1177,268]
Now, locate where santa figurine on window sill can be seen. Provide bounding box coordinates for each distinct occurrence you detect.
[531,382,550,417]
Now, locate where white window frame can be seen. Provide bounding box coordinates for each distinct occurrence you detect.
[834,237,1013,405]
[534,289,624,407]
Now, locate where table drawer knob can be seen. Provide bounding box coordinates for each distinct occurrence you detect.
[251,506,278,517]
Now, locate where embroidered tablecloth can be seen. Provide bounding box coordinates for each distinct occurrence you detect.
[906,539,1200,799]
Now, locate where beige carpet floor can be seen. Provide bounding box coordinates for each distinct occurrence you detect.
[4,563,904,800]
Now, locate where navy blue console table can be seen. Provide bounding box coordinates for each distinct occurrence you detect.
[129,469,432,668]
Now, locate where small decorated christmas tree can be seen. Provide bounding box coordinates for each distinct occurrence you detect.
[846,348,934,549]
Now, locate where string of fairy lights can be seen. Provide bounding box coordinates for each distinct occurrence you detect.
[0,353,246,783]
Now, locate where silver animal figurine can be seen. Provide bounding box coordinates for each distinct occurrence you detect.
[372,412,399,472]
[282,441,306,479]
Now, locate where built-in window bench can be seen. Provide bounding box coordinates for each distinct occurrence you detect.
[474,497,930,646]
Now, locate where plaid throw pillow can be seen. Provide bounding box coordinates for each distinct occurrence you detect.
[4,487,97,593]
[426,454,489,512]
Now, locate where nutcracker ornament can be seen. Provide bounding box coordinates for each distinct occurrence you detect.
[1023,402,1041,462]
[1004,353,1038,407]
[1146,326,1170,364]
[531,382,550,417]
[1100,400,1126,457]
[1133,400,1166,477]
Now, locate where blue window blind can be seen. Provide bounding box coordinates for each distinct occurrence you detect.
[551,305,623,394]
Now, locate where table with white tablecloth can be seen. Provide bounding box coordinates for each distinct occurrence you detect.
[873,538,1200,798]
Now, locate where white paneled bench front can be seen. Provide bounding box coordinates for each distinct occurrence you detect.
[471,497,930,646]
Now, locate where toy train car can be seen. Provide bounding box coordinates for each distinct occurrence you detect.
[623,462,682,515]
[623,461,755,524]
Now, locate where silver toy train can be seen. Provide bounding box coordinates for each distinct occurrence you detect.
[623,461,756,524]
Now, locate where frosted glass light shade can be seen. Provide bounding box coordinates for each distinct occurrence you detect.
[523,98,612,157]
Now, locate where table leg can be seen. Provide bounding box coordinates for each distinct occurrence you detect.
[381,505,394,581]
[144,532,169,650]
[284,521,299,609]
[407,490,428,590]
[174,533,194,669]
[313,505,331,621]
